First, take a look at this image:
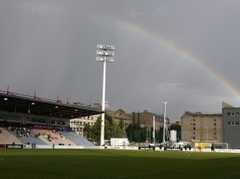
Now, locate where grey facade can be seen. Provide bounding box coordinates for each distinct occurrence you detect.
[222,103,240,149]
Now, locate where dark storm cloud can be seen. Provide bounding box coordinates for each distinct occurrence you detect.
[1,0,240,121]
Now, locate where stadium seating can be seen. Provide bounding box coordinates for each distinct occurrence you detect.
[0,127,23,145]
[6,127,47,145]
[60,131,95,146]
[0,125,95,147]
[33,129,77,146]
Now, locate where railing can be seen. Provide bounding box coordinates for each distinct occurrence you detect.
[0,87,71,105]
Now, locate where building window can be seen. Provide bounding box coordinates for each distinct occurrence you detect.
[227,121,239,126]
[193,127,195,130]
[214,123,216,126]
[227,112,239,116]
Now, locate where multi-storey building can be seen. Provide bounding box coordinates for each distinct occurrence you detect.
[70,103,132,136]
[131,110,170,143]
[106,108,132,129]
[131,110,168,130]
[181,111,222,143]
[222,102,240,148]
[70,115,99,136]
[70,103,101,136]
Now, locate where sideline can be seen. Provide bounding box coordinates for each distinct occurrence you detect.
[106,170,159,179]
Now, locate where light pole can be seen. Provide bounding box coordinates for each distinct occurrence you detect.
[152,115,156,144]
[163,101,167,143]
[96,44,115,146]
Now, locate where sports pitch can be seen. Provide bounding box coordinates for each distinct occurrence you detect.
[0,149,239,179]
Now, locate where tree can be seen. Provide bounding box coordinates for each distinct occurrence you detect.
[119,119,124,129]
[84,115,125,145]
[125,123,148,142]
[83,123,91,138]
[156,127,163,143]
[88,117,101,144]
[105,115,125,140]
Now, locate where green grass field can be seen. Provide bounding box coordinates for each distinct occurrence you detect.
[0,149,240,179]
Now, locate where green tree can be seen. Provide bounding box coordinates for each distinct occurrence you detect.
[85,115,125,145]
[156,127,163,143]
[119,119,124,129]
[125,123,148,142]
[105,115,125,140]
[83,123,91,138]
[89,117,101,144]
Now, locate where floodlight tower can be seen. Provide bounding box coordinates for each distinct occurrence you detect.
[152,115,156,145]
[163,101,167,143]
[96,44,115,146]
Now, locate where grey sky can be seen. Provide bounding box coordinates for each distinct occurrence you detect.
[1,0,240,121]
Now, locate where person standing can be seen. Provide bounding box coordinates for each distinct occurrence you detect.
[211,144,215,152]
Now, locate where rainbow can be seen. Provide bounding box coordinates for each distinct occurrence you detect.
[116,19,240,101]
[17,1,240,101]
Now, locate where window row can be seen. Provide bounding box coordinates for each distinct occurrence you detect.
[191,123,216,126]
[72,127,84,132]
[70,121,94,126]
[227,112,240,116]
[192,127,217,130]
[227,121,239,126]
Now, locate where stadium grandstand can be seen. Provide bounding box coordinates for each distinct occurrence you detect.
[0,89,103,149]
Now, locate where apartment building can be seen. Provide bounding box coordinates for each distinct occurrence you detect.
[106,108,132,129]
[70,115,99,136]
[181,111,222,143]
[132,110,168,130]
[70,103,132,136]
[222,102,240,148]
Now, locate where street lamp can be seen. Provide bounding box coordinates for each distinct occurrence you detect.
[96,44,115,146]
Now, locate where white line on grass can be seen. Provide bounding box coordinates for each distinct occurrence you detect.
[106,170,159,179]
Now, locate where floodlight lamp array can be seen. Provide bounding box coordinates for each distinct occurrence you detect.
[96,44,115,62]
[96,50,115,57]
[97,44,115,50]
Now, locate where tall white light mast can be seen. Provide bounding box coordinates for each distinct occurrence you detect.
[152,115,156,144]
[96,44,115,146]
[163,101,167,143]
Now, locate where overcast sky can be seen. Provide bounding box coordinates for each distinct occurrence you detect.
[1,0,240,122]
